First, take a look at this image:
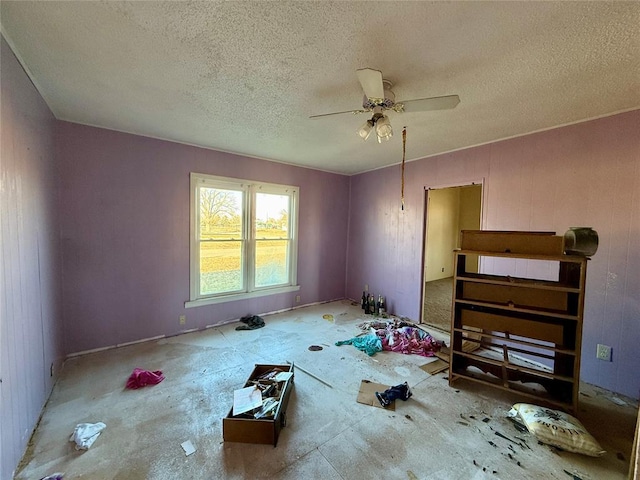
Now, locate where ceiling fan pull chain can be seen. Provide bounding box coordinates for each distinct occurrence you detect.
[401,126,407,211]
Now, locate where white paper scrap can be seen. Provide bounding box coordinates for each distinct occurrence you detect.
[609,396,627,406]
[274,371,294,382]
[232,386,263,416]
[181,440,196,456]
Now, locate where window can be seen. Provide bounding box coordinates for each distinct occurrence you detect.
[187,173,299,307]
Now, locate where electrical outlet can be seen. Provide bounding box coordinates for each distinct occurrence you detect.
[50,363,54,377]
[179,315,186,325]
[596,344,612,361]
[295,295,300,303]
[441,267,445,272]
[364,284,368,292]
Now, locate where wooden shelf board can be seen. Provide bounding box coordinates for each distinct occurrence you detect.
[451,350,575,383]
[449,371,574,412]
[456,249,588,263]
[455,273,580,293]
[452,327,576,356]
[455,299,580,320]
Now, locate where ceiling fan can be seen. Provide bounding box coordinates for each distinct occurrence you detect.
[310,68,460,143]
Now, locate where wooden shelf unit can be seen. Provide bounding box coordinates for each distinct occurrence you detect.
[449,233,588,412]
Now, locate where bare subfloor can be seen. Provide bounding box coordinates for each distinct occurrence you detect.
[16,300,638,479]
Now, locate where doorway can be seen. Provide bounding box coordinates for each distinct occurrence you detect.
[421,183,482,330]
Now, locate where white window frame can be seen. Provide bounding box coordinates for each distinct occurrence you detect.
[186,172,299,308]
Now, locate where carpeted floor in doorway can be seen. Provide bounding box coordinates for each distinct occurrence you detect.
[423,276,453,330]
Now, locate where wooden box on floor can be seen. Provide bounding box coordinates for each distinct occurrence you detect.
[223,364,294,446]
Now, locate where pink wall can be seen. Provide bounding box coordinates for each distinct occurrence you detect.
[56,122,350,354]
[347,110,640,399]
[1,37,64,479]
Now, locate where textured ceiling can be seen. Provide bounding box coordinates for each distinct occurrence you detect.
[2,2,639,175]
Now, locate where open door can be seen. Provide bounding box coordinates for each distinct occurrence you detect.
[421,183,482,330]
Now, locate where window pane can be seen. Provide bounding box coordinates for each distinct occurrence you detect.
[255,240,288,287]
[200,241,243,295]
[199,187,243,239]
[255,193,289,239]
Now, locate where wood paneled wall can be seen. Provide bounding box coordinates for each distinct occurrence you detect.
[348,110,640,399]
[1,36,64,479]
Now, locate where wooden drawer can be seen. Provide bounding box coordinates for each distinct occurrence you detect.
[223,364,294,446]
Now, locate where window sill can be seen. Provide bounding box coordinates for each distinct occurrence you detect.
[185,285,300,309]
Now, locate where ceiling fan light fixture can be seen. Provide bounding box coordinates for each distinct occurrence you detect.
[376,115,393,142]
[357,119,375,140]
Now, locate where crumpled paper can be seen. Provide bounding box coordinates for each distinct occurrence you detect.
[69,422,106,450]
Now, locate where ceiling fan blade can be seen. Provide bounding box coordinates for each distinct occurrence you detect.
[309,109,367,119]
[356,68,384,101]
[399,95,460,112]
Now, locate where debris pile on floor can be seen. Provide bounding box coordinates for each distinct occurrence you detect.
[223,363,295,446]
[231,367,292,419]
[336,318,444,357]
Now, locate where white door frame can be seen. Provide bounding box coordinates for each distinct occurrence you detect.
[420,179,485,325]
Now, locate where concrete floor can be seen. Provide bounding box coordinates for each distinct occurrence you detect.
[16,300,638,479]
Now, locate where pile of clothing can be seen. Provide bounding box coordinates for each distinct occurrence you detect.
[336,319,444,357]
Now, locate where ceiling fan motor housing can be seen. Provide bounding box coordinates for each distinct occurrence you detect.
[362,80,395,109]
